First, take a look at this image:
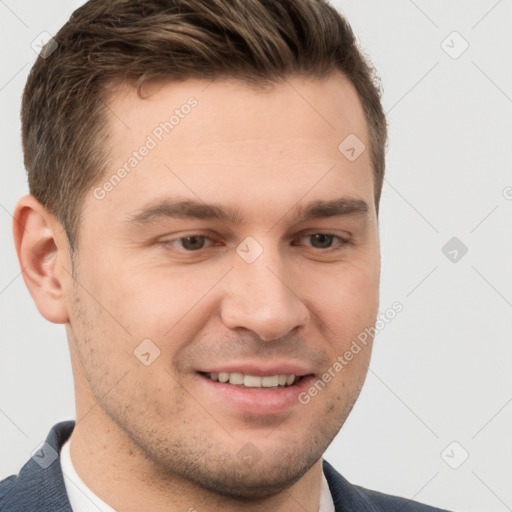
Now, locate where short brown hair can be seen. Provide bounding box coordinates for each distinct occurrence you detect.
[21,0,387,249]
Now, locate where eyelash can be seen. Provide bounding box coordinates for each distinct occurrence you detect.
[160,232,351,252]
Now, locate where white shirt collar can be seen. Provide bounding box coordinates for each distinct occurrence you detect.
[60,437,118,512]
[60,438,334,512]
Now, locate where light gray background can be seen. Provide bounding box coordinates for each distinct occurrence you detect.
[1,1,511,511]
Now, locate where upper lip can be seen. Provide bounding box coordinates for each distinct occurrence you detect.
[197,362,314,377]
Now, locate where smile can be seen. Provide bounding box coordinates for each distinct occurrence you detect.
[200,371,301,388]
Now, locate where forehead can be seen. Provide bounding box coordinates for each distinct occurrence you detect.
[88,73,374,228]
[106,73,369,161]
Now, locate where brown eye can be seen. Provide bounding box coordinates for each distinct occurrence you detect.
[160,233,220,253]
[180,236,207,250]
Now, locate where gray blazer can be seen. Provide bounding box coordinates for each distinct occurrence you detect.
[0,421,451,511]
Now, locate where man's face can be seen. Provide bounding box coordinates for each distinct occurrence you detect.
[64,73,380,498]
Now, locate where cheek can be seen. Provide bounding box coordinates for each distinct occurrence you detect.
[297,259,379,392]
[101,263,225,343]
[67,285,130,395]
[302,260,379,327]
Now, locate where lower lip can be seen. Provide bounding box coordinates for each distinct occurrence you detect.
[196,373,315,416]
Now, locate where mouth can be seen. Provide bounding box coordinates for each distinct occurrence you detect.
[195,366,316,415]
[198,371,306,389]
[196,371,315,418]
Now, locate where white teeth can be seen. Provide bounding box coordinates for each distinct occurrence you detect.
[261,375,279,387]
[244,375,262,387]
[205,372,298,387]
[229,373,244,385]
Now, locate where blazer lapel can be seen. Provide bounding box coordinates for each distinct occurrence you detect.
[322,459,381,512]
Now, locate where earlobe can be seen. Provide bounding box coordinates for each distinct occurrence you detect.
[13,195,70,324]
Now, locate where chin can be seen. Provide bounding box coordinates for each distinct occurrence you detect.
[188,456,315,501]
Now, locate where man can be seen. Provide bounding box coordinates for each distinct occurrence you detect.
[1,0,451,511]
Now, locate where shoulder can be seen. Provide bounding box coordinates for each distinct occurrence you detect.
[322,459,452,512]
[0,421,75,512]
[0,475,17,507]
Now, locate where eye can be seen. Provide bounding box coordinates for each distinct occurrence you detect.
[166,235,212,251]
[292,233,349,250]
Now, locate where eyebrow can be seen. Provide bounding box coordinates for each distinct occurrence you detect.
[126,196,369,226]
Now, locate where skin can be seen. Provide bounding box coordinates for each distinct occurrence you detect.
[14,72,380,512]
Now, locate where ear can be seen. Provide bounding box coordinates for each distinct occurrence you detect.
[13,194,71,324]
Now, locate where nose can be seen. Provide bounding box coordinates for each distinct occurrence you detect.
[220,252,309,341]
